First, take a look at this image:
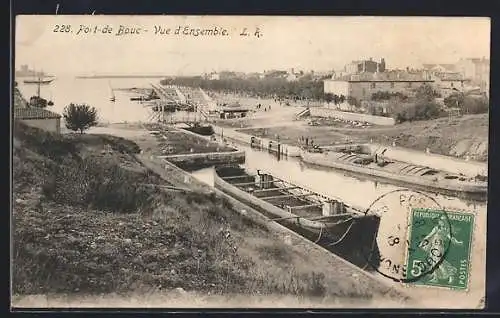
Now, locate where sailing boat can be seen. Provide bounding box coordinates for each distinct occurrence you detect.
[23,69,54,85]
[109,81,116,102]
[29,74,48,108]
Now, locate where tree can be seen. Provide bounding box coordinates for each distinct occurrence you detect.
[443,92,465,108]
[63,103,98,134]
[347,96,359,108]
[415,84,440,103]
[324,93,333,104]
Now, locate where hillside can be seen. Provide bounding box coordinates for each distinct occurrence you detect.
[12,121,405,303]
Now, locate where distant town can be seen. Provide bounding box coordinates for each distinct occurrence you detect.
[200,56,489,99]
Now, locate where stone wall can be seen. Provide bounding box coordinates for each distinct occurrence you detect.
[160,150,245,169]
[20,118,60,133]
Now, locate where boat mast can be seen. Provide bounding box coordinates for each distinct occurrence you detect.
[109,80,115,98]
[37,74,41,97]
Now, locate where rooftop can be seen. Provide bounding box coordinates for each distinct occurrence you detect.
[331,71,433,82]
[434,72,466,81]
[14,107,62,120]
[422,63,456,72]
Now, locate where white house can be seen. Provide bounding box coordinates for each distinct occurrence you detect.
[15,107,62,133]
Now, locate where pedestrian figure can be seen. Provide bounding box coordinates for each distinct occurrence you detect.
[305,137,309,146]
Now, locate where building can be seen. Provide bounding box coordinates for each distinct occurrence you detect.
[286,73,299,82]
[14,107,62,133]
[431,72,468,98]
[324,71,433,102]
[344,58,386,74]
[454,58,490,93]
[422,63,457,74]
[216,101,250,119]
[263,70,288,79]
[207,72,220,80]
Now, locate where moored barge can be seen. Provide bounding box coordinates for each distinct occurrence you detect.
[214,165,381,268]
[300,144,487,197]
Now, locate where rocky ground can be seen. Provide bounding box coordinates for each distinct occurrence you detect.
[237,113,489,162]
[12,121,407,306]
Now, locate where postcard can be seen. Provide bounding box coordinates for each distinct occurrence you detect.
[12,15,489,309]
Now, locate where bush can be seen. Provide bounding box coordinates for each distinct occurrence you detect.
[13,120,78,162]
[443,92,489,114]
[42,157,153,213]
[462,96,489,114]
[391,101,443,123]
[371,91,408,102]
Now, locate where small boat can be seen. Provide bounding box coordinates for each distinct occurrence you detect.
[300,144,488,196]
[184,123,214,136]
[23,78,54,85]
[47,92,54,106]
[214,165,381,268]
[130,91,161,102]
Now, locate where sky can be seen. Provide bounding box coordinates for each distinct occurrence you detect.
[15,15,491,76]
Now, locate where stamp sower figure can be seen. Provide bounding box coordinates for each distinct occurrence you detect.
[418,216,463,284]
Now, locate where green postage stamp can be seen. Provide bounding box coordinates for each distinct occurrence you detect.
[405,208,475,290]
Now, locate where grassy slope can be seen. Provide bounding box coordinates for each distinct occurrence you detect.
[13,121,401,301]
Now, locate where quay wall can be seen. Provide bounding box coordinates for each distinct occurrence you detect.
[309,107,396,126]
[159,150,245,168]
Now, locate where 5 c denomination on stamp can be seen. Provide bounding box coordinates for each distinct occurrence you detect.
[405,209,475,290]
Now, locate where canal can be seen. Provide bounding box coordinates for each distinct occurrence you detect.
[190,141,486,214]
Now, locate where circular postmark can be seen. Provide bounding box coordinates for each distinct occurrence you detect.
[360,189,452,284]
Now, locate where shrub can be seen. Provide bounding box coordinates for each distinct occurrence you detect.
[42,157,153,213]
[391,101,444,123]
[461,96,489,114]
[13,120,78,162]
[371,91,408,101]
[443,92,489,114]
